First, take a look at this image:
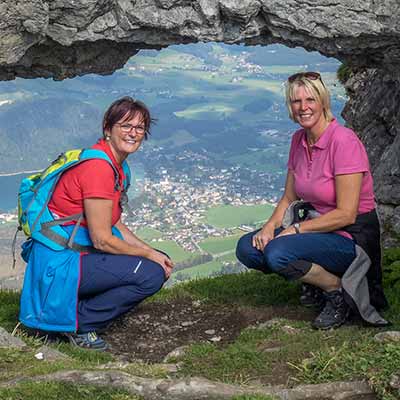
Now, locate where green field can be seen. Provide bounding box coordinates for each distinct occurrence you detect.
[135,227,163,241]
[174,103,237,119]
[198,234,242,255]
[204,204,274,228]
[172,259,224,281]
[229,147,288,172]
[215,252,237,263]
[152,240,194,263]
[157,129,198,147]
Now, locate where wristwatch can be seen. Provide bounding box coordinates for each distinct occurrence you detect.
[293,223,301,234]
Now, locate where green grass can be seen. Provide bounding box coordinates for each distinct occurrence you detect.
[131,48,205,70]
[152,240,193,263]
[215,252,237,263]
[171,260,225,281]
[135,227,163,241]
[204,204,274,228]
[229,147,288,172]
[160,249,400,400]
[160,271,300,306]
[232,396,277,400]
[1,249,400,400]
[198,234,243,254]
[0,382,141,400]
[177,318,400,397]
[0,290,20,331]
[156,129,198,147]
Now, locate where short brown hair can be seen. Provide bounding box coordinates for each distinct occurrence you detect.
[102,96,155,140]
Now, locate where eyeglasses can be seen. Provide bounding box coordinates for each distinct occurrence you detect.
[116,123,146,135]
[288,72,321,83]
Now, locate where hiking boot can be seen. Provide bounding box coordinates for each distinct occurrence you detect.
[312,289,350,330]
[300,283,325,310]
[64,331,108,351]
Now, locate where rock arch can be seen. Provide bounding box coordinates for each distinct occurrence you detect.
[1,0,399,243]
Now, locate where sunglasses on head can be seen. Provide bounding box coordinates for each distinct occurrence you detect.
[288,72,321,82]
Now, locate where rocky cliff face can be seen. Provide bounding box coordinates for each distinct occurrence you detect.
[0,0,399,243]
[342,69,400,245]
[2,0,400,80]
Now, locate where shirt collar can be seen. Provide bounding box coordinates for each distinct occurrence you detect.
[301,118,337,149]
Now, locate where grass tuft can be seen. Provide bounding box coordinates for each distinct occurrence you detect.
[0,382,142,400]
[0,290,20,331]
[0,248,399,399]
[154,271,300,307]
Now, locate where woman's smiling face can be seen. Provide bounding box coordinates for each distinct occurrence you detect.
[106,112,146,164]
[290,84,325,132]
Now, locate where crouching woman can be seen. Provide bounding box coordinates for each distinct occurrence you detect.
[19,97,174,349]
[236,72,388,329]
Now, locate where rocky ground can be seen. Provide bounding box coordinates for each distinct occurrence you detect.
[103,297,315,365]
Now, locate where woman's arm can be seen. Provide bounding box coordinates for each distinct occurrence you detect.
[84,198,174,277]
[253,170,298,250]
[114,219,152,250]
[278,172,363,237]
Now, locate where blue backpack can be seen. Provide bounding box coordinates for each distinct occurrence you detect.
[16,148,131,258]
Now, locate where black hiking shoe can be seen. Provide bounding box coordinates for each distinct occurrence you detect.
[312,289,350,330]
[300,283,325,310]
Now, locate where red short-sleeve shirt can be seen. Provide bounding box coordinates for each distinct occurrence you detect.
[48,139,125,226]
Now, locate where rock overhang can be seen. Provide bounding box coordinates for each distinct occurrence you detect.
[1,0,400,80]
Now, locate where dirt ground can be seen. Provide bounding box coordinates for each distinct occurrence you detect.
[103,297,315,364]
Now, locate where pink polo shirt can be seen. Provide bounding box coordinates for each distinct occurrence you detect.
[287,119,375,234]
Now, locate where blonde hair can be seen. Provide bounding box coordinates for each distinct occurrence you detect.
[285,74,333,122]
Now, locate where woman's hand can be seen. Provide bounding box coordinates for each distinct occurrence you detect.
[252,224,275,251]
[148,250,174,279]
[252,170,298,251]
[276,225,296,238]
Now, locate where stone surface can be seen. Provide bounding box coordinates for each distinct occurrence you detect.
[0,326,26,349]
[342,69,400,245]
[251,318,286,329]
[163,345,189,362]
[1,370,377,399]
[374,330,400,343]
[389,373,400,390]
[0,1,399,243]
[34,345,70,361]
[1,1,400,80]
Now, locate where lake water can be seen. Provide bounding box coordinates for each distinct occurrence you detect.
[0,173,30,212]
[0,166,145,213]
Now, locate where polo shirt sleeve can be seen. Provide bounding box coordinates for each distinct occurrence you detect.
[332,131,370,176]
[77,159,116,200]
[287,130,302,171]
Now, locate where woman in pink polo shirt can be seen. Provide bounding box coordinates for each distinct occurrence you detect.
[236,72,387,330]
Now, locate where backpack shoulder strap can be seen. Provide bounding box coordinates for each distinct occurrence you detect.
[121,160,131,191]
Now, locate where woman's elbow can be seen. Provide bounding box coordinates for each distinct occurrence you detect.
[91,234,112,251]
[341,210,357,226]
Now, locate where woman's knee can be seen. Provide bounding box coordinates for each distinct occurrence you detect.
[263,239,289,273]
[236,233,255,266]
[141,262,165,295]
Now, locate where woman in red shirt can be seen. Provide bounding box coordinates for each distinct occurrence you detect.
[20,97,173,350]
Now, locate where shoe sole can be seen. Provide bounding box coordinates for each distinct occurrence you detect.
[312,311,350,330]
[312,321,346,330]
